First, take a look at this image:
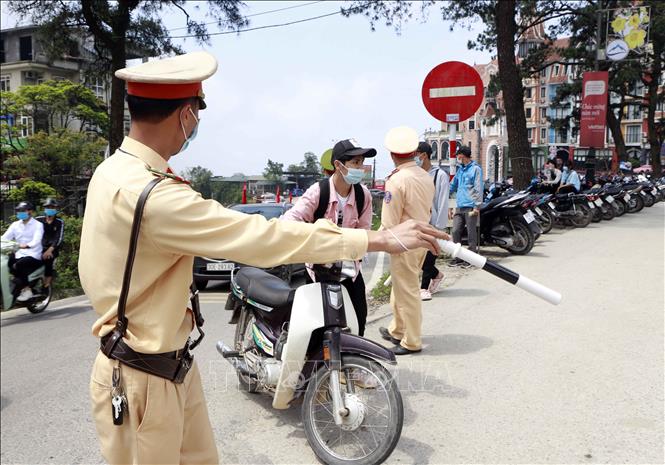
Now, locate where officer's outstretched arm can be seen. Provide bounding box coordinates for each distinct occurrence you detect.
[367,220,449,255]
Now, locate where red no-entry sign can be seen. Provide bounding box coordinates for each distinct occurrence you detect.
[421,61,483,123]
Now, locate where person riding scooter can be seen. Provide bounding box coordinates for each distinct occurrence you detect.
[36,198,64,288]
[1,201,44,301]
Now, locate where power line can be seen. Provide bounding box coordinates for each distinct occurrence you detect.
[168,1,325,32]
[168,9,345,39]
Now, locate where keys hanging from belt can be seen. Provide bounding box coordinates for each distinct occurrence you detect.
[111,365,127,426]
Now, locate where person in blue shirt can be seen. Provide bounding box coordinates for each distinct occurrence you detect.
[558,159,581,193]
[448,146,483,265]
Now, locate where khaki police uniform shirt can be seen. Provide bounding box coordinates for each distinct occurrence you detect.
[79,137,368,353]
[381,161,435,229]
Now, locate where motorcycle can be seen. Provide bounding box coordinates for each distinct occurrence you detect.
[220,242,562,465]
[1,240,52,313]
[220,262,402,465]
[474,191,539,255]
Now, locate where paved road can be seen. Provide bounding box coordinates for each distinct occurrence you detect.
[1,204,663,464]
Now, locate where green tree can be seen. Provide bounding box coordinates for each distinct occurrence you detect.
[3,131,105,183]
[263,159,284,181]
[286,151,320,174]
[8,0,249,154]
[181,165,213,199]
[6,180,58,207]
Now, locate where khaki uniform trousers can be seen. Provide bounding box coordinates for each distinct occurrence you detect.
[388,248,427,351]
[90,351,218,465]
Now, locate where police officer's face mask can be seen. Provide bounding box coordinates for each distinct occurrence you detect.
[176,108,199,155]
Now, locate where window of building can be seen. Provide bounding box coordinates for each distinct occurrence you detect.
[19,115,34,137]
[540,68,548,77]
[0,75,10,92]
[626,125,641,144]
[540,86,546,99]
[540,107,547,119]
[468,120,475,130]
[0,39,5,63]
[526,108,532,118]
[527,128,533,139]
[626,104,641,120]
[88,77,105,99]
[468,141,472,151]
[525,87,532,99]
[554,65,560,76]
[541,127,547,141]
[19,36,33,61]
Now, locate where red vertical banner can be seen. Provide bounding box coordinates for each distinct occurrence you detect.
[579,71,609,148]
[242,182,247,204]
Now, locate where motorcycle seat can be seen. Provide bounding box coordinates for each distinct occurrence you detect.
[235,267,295,309]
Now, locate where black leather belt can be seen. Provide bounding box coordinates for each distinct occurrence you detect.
[101,333,193,384]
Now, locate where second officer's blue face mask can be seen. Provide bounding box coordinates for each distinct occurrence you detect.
[176,107,199,155]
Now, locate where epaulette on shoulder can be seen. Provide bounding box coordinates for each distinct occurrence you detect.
[147,167,191,185]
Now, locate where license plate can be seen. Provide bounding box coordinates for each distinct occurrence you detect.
[624,194,631,202]
[523,211,535,223]
[548,202,556,209]
[534,207,543,215]
[606,195,614,203]
[587,201,595,209]
[206,262,234,271]
[594,199,603,207]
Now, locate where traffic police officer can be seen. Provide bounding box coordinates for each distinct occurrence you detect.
[79,52,447,464]
[379,127,437,355]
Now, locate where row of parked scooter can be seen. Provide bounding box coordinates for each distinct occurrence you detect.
[467,174,665,256]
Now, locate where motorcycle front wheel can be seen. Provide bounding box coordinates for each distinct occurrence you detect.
[627,194,644,213]
[570,204,592,228]
[536,208,553,234]
[302,355,403,465]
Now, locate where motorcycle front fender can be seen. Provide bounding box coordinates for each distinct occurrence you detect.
[340,332,397,364]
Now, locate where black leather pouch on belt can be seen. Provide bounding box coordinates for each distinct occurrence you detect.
[101,331,192,384]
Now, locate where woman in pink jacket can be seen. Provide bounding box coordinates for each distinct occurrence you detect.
[282,139,374,335]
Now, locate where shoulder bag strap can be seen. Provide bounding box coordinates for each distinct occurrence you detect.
[354,183,365,217]
[313,179,330,221]
[115,176,164,335]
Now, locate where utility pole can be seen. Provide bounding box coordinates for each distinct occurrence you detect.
[372,158,376,188]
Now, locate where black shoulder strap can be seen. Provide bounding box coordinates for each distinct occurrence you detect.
[115,176,164,335]
[354,184,365,216]
[313,179,330,221]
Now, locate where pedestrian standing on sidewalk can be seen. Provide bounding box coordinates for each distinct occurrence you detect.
[379,127,436,355]
[414,141,449,301]
[281,139,375,336]
[449,145,483,266]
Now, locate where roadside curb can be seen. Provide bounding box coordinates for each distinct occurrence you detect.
[1,294,89,319]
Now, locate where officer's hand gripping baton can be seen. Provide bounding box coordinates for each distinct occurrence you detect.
[383,240,562,306]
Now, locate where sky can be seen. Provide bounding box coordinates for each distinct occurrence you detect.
[1,1,492,179]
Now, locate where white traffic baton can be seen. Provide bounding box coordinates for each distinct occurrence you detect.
[383,240,562,306]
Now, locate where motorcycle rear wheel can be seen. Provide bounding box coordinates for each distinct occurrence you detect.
[536,209,553,234]
[570,204,592,228]
[303,355,403,465]
[233,310,260,393]
[613,199,627,217]
[27,282,51,314]
[504,221,534,255]
[627,194,644,213]
[591,206,602,223]
[642,192,655,208]
[601,203,615,221]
